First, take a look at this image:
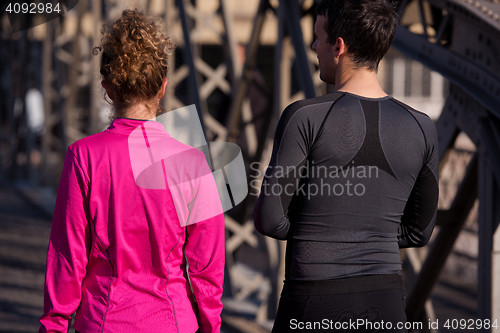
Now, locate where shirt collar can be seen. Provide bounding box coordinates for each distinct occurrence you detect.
[107,117,170,136]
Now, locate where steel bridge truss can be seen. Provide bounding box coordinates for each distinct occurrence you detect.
[1,0,500,328]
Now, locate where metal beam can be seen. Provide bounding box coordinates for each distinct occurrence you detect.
[477,154,498,331]
[226,0,270,142]
[392,27,500,120]
[283,0,316,99]
[480,117,500,191]
[435,98,460,169]
[176,0,206,133]
[406,153,478,322]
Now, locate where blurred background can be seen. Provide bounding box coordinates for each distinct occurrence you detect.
[1,0,500,331]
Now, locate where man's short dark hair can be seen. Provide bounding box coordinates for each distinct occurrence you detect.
[316,0,397,71]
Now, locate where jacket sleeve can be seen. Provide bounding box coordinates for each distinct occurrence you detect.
[40,148,91,332]
[254,103,311,240]
[184,157,225,333]
[398,117,439,248]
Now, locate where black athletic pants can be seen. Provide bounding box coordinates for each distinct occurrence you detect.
[272,274,408,333]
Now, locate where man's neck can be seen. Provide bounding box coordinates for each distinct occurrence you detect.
[334,64,387,98]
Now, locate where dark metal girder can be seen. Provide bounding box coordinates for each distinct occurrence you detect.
[443,0,500,32]
[436,209,458,227]
[435,97,461,167]
[226,0,270,142]
[282,0,316,99]
[477,155,499,330]
[406,153,478,323]
[392,27,500,120]
[176,0,206,134]
[479,117,500,191]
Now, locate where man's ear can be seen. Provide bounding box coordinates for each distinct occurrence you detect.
[157,78,168,99]
[334,37,347,58]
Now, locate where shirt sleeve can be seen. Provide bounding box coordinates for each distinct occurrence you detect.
[253,102,312,240]
[183,156,225,333]
[40,148,91,332]
[398,116,439,248]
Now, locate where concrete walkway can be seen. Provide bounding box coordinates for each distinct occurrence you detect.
[0,187,51,332]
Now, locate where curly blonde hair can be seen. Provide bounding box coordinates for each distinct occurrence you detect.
[93,9,174,117]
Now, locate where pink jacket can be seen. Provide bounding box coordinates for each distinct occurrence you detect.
[40,118,225,333]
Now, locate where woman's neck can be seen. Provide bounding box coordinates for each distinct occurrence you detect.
[118,102,158,120]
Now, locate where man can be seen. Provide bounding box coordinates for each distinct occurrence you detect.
[254,0,439,332]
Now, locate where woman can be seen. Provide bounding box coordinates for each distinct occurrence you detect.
[39,9,225,333]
